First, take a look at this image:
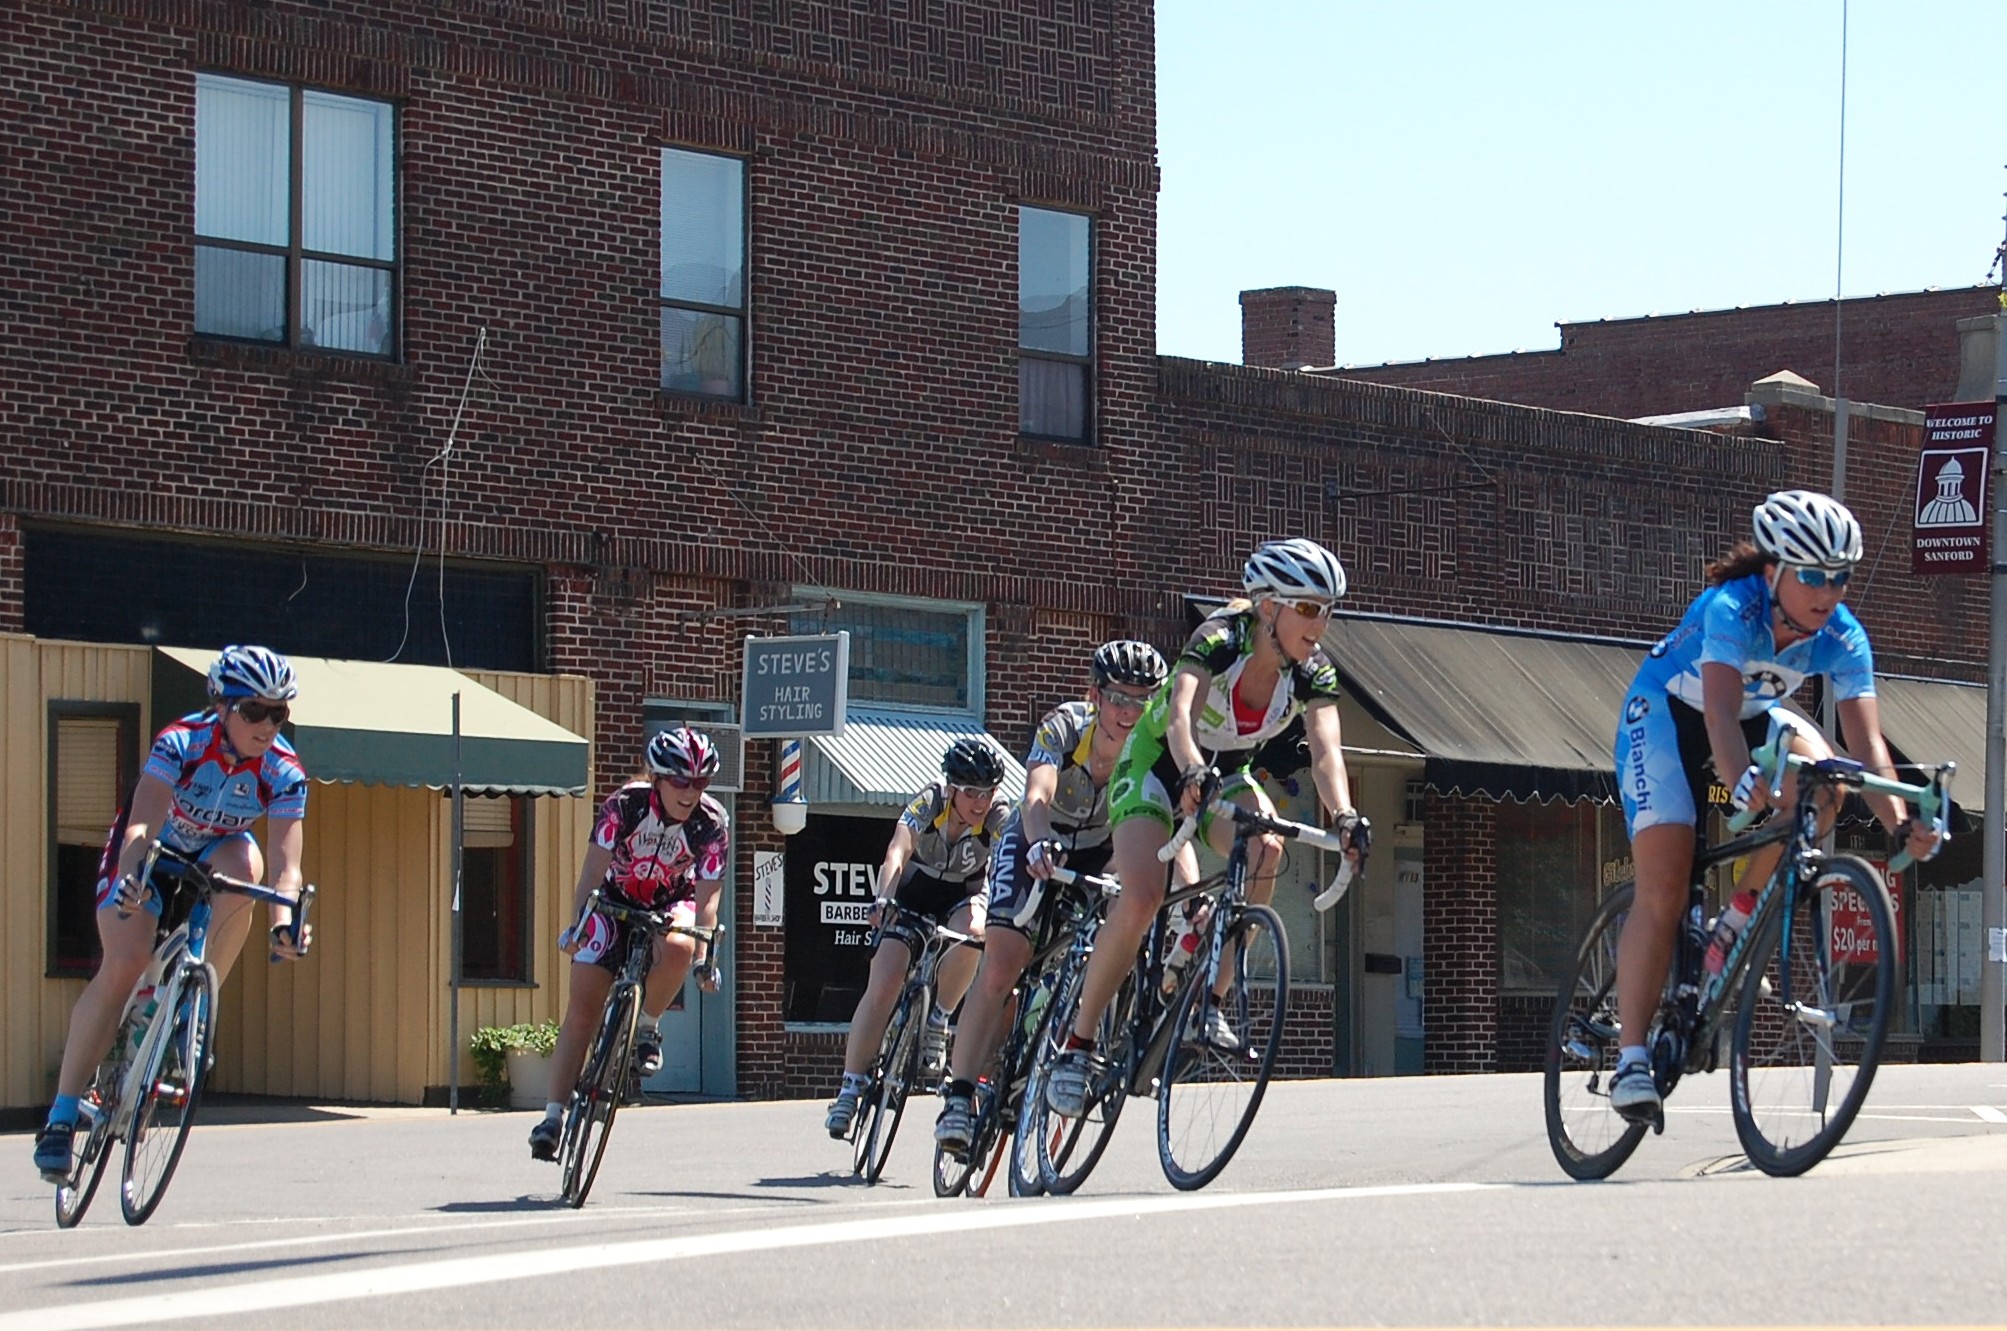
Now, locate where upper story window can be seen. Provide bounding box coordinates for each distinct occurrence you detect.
[792,595,982,715]
[661,148,746,400]
[1018,205,1092,442]
[194,74,397,357]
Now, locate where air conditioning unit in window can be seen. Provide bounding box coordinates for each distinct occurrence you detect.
[642,702,746,796]
[704,723,746,794]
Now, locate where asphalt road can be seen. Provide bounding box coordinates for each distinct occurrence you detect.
[5,1064,2007,1329]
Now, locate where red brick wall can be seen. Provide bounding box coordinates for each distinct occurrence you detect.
[1420,792,1497,1074]
[1328,287,1998,421]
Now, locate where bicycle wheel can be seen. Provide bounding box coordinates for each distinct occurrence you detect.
[1025,959,1132,1196]
[560,984,638,1208]
[55,1088,115,1229]
[857,987,921,1185]
[1544,881,1649,1180]
[1157,903,1288,1191]
[1730,856,1895,1177]
[121,962,216,1225]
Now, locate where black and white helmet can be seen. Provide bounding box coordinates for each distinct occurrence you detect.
[1091,639,1168,690]
[1242,538,1348,602]
[646,726,720,779]
[207,644,298,702]
[1752,490,1863,570]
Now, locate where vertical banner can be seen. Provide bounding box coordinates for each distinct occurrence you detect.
[1913,402,1994,575]
[752,850,785,928]
[781,814,892,1022]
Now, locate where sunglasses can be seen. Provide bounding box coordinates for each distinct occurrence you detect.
[1276,597,1335,620]
[233,700,290,726]
[660,774,712,792]
[949,783,998,800]
[1099,688,1153,711]
[1790,566,1853,589]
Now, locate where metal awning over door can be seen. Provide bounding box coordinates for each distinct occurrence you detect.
[154,648,590,795]
[1319,616,1646,801]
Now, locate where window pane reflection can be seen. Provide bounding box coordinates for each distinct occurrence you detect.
[195,245,286,341]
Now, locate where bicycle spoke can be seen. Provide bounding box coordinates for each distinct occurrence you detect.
[121,965,215,1225]
[1157,905,1287,1191]
[1544,882,1648,1180]
[1731,857,1894,1177]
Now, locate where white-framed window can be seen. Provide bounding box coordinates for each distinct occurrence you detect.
[1018,205,1092,442]
[194,73,397,356]
[661,148,747,399]
[791,592,984,716]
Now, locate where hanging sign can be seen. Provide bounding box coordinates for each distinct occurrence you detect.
[740,632,849,738]
[1912,403,1993,576]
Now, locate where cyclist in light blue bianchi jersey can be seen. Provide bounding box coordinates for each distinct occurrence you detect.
[1607,490,1943,1124]
[1043,539,1370,1120]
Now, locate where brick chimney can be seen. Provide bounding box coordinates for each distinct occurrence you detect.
[1239,286,1335,370]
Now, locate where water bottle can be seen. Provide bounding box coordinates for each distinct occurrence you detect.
[121,986,159,1059]
[1161,912,1199,997]
[1704,891,1757,976]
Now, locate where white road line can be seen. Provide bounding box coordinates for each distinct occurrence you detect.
[1,1182,1498,1331]
[1970,1105,2007,1123]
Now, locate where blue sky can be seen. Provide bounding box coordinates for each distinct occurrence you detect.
[1156,1,2004,368]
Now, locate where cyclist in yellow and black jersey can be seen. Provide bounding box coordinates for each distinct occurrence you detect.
[933,640,1168,1154]
[824,738,1013,1139]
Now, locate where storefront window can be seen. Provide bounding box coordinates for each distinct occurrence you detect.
[1496,799,1627,995]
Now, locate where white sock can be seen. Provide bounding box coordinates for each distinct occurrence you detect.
[543,1101,563,1120]
[841,1071,869,1093]
[928,1004,950,1026]
[1617,1045,1648,1070]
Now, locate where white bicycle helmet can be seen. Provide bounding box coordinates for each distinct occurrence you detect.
[206,645,298,701]
[1751,490,1863,570]
[1242,538,1348,602]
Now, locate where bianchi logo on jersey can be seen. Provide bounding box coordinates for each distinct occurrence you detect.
[1624,696,1650,724]
[1749,669,1787,698]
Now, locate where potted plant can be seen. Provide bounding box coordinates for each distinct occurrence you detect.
[470,1020,560,1110]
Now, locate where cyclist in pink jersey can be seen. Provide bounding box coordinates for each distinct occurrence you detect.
[34,645,311,1181]
[528,727,727,1161]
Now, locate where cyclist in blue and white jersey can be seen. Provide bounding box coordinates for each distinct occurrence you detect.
[1608,490,1942,1123]
[33,645,311,1181]
[825,738,1012,1139]
[1044,540,1369,1119]
[933,639,1168,1154]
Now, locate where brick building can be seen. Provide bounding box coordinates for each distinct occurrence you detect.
[1239,283,2000,420]
[7,0,1992,1111]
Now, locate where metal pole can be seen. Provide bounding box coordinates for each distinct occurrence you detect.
[1985,310,2007,1062]
[450,693,466,1108]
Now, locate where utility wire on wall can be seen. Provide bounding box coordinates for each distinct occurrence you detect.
[388,327,488,667]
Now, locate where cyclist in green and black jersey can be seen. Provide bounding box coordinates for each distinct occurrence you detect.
[1044,539,1369,1118]
[933,639,1169,1154]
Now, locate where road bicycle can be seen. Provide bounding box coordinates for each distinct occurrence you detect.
[1546,719,1953,1179]
[56,841,316,1228]
[557,889,720,1208]
[931,866,1120,1199]
[1020,795,1358,1192]
[841,902,977,1185]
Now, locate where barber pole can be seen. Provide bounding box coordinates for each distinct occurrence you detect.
[772,738,808,835]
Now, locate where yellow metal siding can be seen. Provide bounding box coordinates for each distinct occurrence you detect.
[0,635,152,1111]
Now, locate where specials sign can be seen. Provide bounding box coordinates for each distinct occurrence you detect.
[1912,403,1993,576]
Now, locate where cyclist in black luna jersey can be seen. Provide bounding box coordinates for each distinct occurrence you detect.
[825,738,1013,1140]
[933,640,1170,1155]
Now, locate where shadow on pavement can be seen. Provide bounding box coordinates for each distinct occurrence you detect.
[74,1250,392,1287]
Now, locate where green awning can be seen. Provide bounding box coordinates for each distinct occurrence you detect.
[154,648,590,796]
